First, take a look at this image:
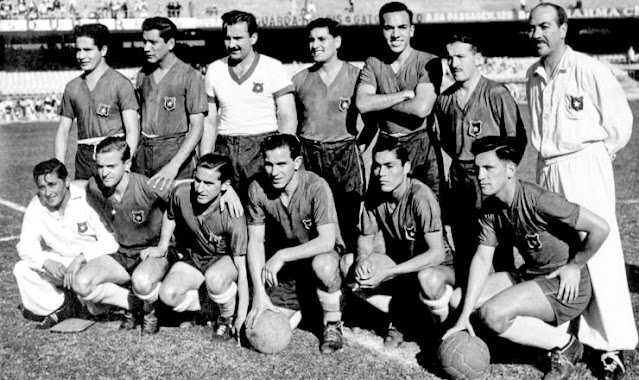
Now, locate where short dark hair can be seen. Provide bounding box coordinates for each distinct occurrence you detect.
[379,2,413,26]
[33,158,68,183]
[372,139,410,165]
[306,18,341,38]
[471,136,522,164]
[196,154,233,184]
[222,10,258,36]
[96,136,131,161]
[446,34,480,54]
[261,134,301,159]
[142,17,178,42]
[75,23,110,50]
[531,2,568,26]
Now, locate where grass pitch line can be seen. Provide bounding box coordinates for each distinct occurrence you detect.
[0,197,26,213]
[0,235,19,242]
[343,327,422,370]
[620,199,639,204]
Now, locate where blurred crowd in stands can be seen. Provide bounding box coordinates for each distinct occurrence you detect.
[1,94,60,122]
[0,0,194,19]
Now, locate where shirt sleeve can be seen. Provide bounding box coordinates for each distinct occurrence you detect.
[357,57,378,89]
[204,63,216,103]
[59,82,76,119]
[490,84,527,159]
[360,206,379,236]
[584,61,633,154]
[117,76,140,112]
[419,56,443,91]
[16,199,51,270]
[246,181,266,226]
[311,180,339,227]
[226,213,248,256]
[413,189,443,234]
[166,189,178,221]
[270,59,295,99]
[536,191,580,229]
[185,68,208,115]
[477,213,499,247]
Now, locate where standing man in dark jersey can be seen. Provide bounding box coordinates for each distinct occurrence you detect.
[55,23,139,179]
[356,1,443,199]
[136,17,208,191]
[292,18,364,251]
[434,34,527,279]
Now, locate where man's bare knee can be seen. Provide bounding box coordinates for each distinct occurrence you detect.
[159,283,182,306]
[312,252,341,289]
[417,267,446,300]
[72,271,97,297]
[340,253,354,277]
[131,271,157,296]
[480,302,511,334]
[205,269,232,294]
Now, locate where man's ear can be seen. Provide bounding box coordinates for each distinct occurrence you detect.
[403,160,412,174]
[294,155,303,170]
[221,179,231,192]
[124,159,132,173]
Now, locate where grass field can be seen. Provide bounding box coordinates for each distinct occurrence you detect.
[0,103,638,380]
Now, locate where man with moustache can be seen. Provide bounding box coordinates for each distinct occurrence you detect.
[135,17,208,191]
[435,34,527,278]
[203,10,297,199]
[526,4,636,378]
[55,23,139,179]
[292,18,364,251]
[356,1,443,199]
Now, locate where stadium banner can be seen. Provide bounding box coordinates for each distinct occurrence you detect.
[0,6,638,32]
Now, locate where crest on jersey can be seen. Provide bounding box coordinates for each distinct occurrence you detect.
[525,233,543,250]
[569,95,583,111]
[338,97,351,112]
[164,97,176,111]
[302,218,313,230]
[252,82,264,93]
[404,225,416,241]
[77,221,88,234]
[468,120,482,137]
[132,210,146,224]
[96,103,110,117]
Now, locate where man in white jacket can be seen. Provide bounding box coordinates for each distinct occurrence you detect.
[14,158,118,329]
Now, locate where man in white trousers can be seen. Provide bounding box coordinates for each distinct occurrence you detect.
[526,3,636,379]
[14,158,118,329]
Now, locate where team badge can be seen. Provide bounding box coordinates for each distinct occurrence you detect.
[569,95,583,111]
[404,225,416,241]
[468,120,482,137]
[338,97,351,112]
[96,103,110,117]
[525,233,543,250]
[132,210,146,224]
[302,218,313,230]
[252,82,264,93]
[77,221,88,234]
[163,97,176,111]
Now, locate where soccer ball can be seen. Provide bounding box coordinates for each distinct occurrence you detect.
[438,331,491,380]
[246,310,292,354]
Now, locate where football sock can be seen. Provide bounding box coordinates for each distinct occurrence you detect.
[135,282,161,312]
[498,316,572,350]
[420,284,453,322]
[210,282,237,319]
[173,289,202,312]
[317,289,342,324]
[83,283,131,310]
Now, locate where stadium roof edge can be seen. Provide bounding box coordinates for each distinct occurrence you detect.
[0,5,637,34]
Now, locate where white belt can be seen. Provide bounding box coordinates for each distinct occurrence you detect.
[77,133,124,160]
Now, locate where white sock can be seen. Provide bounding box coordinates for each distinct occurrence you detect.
[135,282,161,311]
[317,289,342,324]
[499,316,572,350]
[83,283,131,310]
[209,282,237,319]
[420,285,453,323]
